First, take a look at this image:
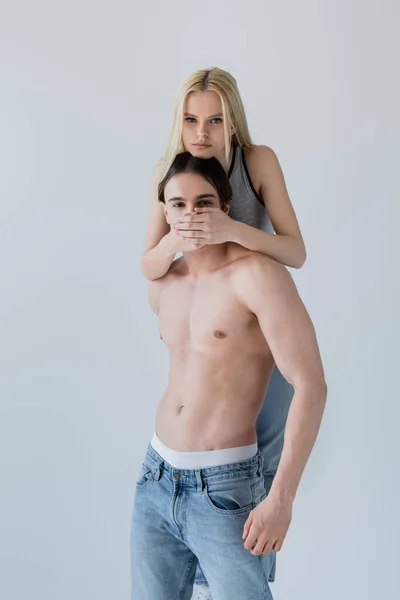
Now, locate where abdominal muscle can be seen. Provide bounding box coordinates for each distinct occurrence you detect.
[155,349,275,452]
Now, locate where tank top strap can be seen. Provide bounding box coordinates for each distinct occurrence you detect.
[228,144,274,233]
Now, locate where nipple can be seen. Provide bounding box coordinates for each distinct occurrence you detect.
[213,329,227,339]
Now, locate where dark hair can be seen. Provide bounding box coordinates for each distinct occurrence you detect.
[158,152,232,210]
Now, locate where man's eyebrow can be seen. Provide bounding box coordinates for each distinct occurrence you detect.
[167,193,217,203]
[184,112,223,118]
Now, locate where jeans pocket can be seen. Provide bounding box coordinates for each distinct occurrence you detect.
[203,475,254,516]
[136,462,156,490]
[251,476,267,506]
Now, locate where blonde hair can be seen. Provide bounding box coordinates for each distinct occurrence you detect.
[160,67,254,180]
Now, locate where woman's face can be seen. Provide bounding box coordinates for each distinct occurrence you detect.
[182,91,230,161]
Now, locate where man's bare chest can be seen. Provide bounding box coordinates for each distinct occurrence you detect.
[158,277,258,351]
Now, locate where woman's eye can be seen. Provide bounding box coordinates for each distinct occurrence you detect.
[185,118,196,123]
[199,201,211,206]
[172,203,184,208]
[211,118,222,124]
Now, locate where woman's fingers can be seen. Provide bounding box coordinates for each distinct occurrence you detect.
[176,216,208,224]
[179,230,208,239]
[175,223,206,231]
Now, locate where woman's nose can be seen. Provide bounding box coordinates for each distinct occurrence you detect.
[197,123,209,138]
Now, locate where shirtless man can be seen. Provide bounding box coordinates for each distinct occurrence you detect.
[130,152,327,600]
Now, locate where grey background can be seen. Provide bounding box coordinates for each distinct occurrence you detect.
[0,1,398,599]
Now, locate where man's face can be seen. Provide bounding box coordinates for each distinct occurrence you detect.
[163,172,228,226]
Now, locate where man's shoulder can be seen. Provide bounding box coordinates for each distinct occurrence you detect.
[148,258,187,314]
[232,250,290,282]
[229,251,295,307]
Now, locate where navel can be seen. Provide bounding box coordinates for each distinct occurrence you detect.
[213,329,227,339]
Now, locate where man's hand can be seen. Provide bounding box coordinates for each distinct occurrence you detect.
[242,492,293,555]
[173,207,237,245]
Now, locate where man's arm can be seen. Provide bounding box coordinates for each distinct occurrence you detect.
[237,255,328,502]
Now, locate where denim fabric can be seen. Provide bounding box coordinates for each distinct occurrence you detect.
[130,444,276,599]
[194,366,294,588]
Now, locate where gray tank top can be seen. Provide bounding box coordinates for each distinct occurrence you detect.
[228,145,275,234]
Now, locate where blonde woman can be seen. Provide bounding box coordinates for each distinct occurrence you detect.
[141,67,306,596]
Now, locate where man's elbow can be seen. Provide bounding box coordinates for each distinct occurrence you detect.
[313,377,328,405]
[317,378,328,403]
[294,375,328,404]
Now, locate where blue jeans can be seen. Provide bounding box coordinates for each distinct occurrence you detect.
[194,366,294,587]
[130,444,276,599]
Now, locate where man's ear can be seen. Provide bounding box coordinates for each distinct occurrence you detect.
[162,203,170,225]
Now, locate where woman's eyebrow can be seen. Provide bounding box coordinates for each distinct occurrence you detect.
[184,112,223,118]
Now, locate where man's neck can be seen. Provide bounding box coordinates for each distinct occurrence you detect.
[182,243,230,277]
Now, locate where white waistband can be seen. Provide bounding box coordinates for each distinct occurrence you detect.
[150,431,258,469]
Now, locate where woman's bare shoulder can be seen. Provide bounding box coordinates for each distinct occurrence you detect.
[244,145,283,189]
[245,144,277,166]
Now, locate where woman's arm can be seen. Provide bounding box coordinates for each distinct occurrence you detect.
[239,145,307,269]
[142,146,307,278]
[140,161,175,281]
[174,146,307,269]
[231,221,306,269]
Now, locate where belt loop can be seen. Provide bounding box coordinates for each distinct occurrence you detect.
[195,469,204,494]
[258,450,264,477]
[153,460,163,481]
